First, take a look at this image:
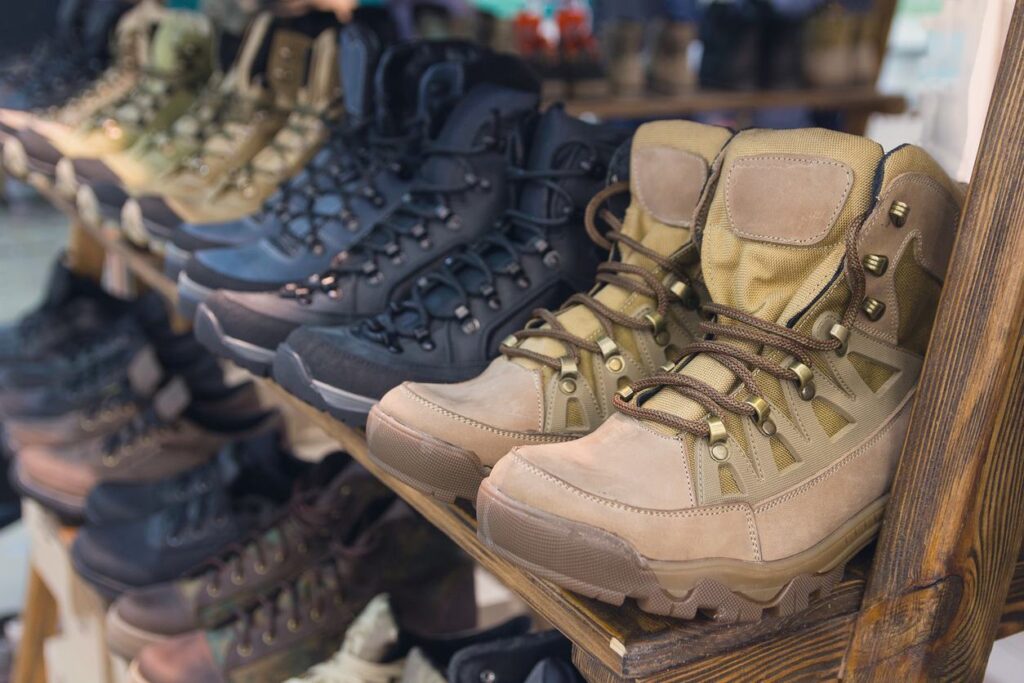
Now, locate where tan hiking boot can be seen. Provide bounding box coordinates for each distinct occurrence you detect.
[0,0,164,183]
[602,20,646,96]
[476,127,964,622]
[366,121,733,503]
[124,26,341,236]
[648,20,697,95]
[46,10,216,167]
[803,2,858,88]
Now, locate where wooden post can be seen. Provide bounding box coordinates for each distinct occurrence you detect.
[843,2,1024,679]
[11,569,58,683]
[845,0,899,135]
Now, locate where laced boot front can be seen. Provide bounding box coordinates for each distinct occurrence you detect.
[477,126,964,623]
[364,120,732,502]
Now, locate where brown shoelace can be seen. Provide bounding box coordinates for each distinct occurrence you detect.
[615,215,869,438]
[501,181,698,370]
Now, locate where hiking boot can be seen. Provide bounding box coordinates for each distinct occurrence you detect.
[46,8,215,193]
[803,2,858,88]
[402,628,574,683]
[476,127,964,622]
[0,0,128,134]
[269,106,625,421]
[85,433,308,525]
[13,378,274,519]
[70,430,308,599]
[161,23,385,281]
[177,42,527,318]
[365,120,729,502]
[0,255,131,365]
[283,594,532,683]
[129,500,477,683]
[1,0,159,185]
[130,26,342,252]
[601,20,645,96]
[192,64,541,376]
[698,0,759,90]
[648,20,697,95]
[120,15,343,252]
[105,456,391,658]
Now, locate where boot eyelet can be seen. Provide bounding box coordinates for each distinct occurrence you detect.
[206,583,220,597]
[788,361,816,400]
[863,254,889,276]
[889,201,910,227]
[829,323,850,356]
[237,643,253,657]
[862,297,886,321]
[558,357,579,394]
[287,618,300,632]
[706,415,729,461]
[644,312,669,346]
[746,397,777,436]
[231,571,245,586]
[262,632,275,645]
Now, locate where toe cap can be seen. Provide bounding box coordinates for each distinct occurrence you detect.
[135,632,224,683]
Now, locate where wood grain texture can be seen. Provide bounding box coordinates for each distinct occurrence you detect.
[11,569,57,683]
[844,3,1024,680]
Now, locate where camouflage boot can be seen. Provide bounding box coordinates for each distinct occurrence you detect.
[118,14,336,250]
[121,24,342,252]
[105,458,393,659]
[48,9,216,196]
[477,127,964,623]
[130,501,476,683]
[1,0,164,186]
[366,121,732,502]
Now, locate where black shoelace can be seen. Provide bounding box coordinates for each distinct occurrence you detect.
[357,140,601,353]
[268,117,427,257]
[278,112,507,303]
[101,404,175,463]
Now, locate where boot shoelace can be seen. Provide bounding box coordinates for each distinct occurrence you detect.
[501,181,699,370]
[231,539,373,657]
[356,140,601,353]
[101,405,177,465]
[614,217,869,439]
[268,118,425,257]
[162,487,237,547]
[279,114,505,302]
[224,105,337,196]
[199,483,356,598]
[171,93,274,179]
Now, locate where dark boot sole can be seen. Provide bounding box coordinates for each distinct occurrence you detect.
[271,343,375,427]
[193,304,275,376]
[11,461,86,523]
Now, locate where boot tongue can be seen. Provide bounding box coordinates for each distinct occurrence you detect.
[148,11,212,75]
[700,127,883,324]
[514,120,733,366]
[642,127,885,424]
[340,25,380,120]
[518,105,599,218]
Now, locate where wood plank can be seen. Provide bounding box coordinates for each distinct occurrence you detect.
[844,3,1024,680]
[556,87,905,121]
[11,569,57,683]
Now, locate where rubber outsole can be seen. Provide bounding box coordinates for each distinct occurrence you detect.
[477,481,882,623]
[163,243,190,280]
[270,344,329,410]
[105,606,172,660]
[175,272,212,320]
[193,304,274,376]
[70,542,136,600]
[11,462,86,523]
[365,405,486,504]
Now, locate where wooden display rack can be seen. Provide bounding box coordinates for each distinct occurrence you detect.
[12,2,1024,680]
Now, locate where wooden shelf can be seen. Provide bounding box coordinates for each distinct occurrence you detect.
[64,214,1024,681]
[554,87,907,121]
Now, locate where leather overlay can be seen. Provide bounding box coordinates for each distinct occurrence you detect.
[854,172,961,344]
[724,154,854,246]
[632,146,707,228]
[266,30,313,102]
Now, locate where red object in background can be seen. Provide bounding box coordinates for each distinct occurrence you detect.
[513,10,551,58]
[556,0,598,58]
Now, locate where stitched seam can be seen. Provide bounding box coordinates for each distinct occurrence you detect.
[509,451,750,518]
[726,155,854,246]
[402,387,566,443]
[633,146,704,227]
[753,400,909,513]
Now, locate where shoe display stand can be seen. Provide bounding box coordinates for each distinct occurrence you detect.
[12,4,1024,681]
